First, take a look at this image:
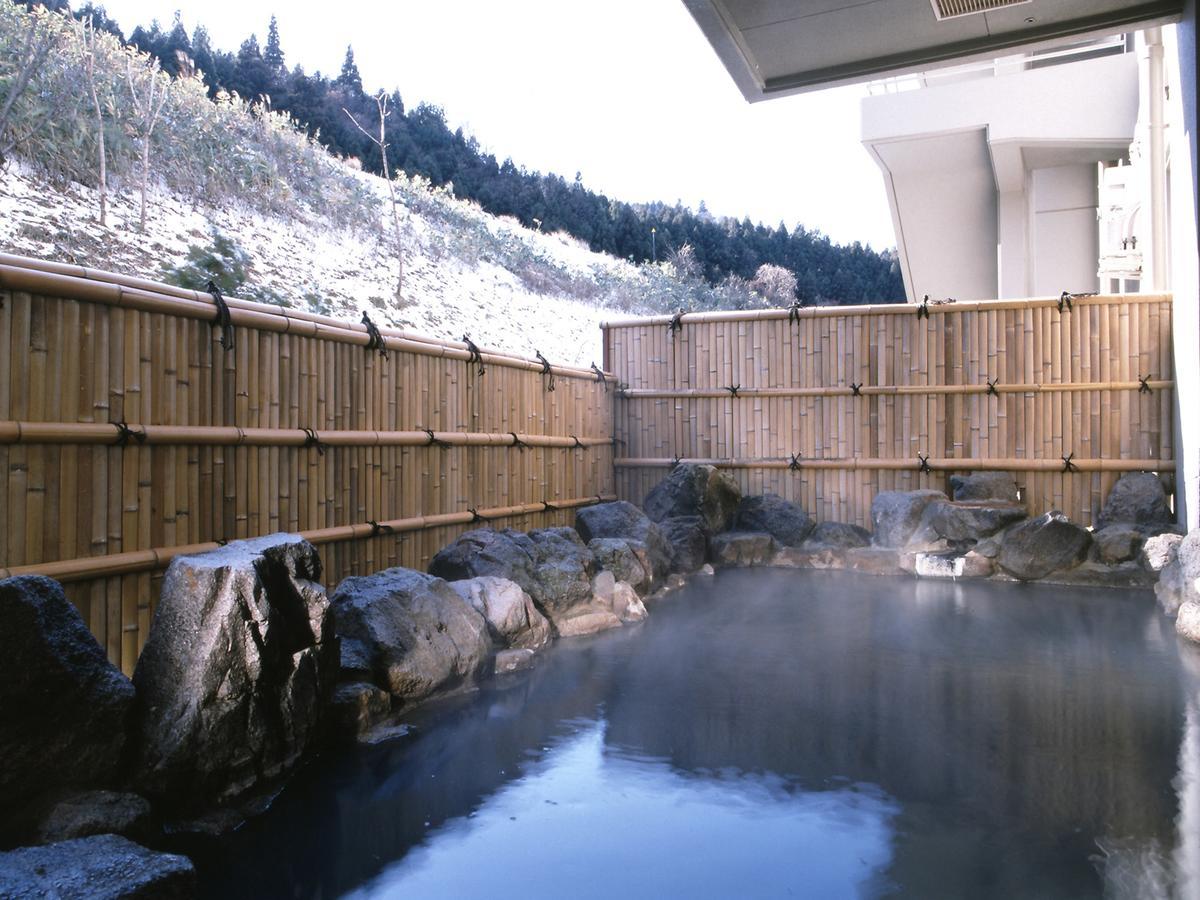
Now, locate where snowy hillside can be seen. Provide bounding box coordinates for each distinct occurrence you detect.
[0,160,652,367]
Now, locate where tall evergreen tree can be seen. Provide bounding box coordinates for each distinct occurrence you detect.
[264,16,285,71]
[336,45,362,93]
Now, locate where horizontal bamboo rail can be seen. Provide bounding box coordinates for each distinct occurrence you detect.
[0,421,612,449]
[0,252,609,378]
[619,380,1174,399]
[615,457,1171,472]
[0,494,617,584]
[0,260,612,382]
[605,292,1175,528]
[600,292,1173,327]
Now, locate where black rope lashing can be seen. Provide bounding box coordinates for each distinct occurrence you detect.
[361,312,388,359]
[788,452,803,472]
[301,427,326,456]
[216,538,229,547]
[535,350,556,392]
[368,520,395,538]
[917,453,932,474]
[570,434,584,449]
[510,432,529,451]
[206,280,235,351]
[849,382,862,396]
[788,299,806,324]
[462,334,485,376]
[671,455,683,470]
[916,295,930,320]
[112,420,146,447]
[986,378,999,397]
[1062,453,1077,473]
[542,500,558,513]
[1057,290,1096,313]
[1139,375,1153,394]
[468,507,487,524]
[591,362,608,391]
[726,384,741,398]
[423,428,451,449]
[668,309,685,336]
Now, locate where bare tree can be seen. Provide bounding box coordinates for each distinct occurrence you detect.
[78,18,108,226]
[125,51,169,233]
[344,91,404,298]
[0,12,55,164]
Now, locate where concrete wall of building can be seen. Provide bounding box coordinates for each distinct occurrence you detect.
[1030,165,1100,295]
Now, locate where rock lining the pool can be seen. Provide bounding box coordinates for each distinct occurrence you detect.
[1,467,1192,860]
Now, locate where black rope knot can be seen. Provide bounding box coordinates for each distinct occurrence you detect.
[917,453,931,474]
[368,520,395,537]
[542,500,557,513]
[1138,375,1153,394]
[1062,453,1077,473]
[301,427,326,455]
[570,434,584,449]
[468,507,487,524]
[206,280,235,351]
[510,432,529,451]
[916,295,930,320]
[849,382,862,396]
[112,420,146,447]
[671,455,683,470]
[535,350,555,392]
[788,452,803,472]
[462,334,485,376]
[986,379,999,397]
[667,309,685,335]
[726,384,741,398]
[590,362,608,391]
[423,428,451,449]
[361,312,388,359]
[788,299,807,324]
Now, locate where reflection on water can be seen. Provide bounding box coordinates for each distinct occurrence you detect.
[346,723,896,899]
[187,571,1198,898]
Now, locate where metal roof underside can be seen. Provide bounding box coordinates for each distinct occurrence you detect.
[685,0,1184,100]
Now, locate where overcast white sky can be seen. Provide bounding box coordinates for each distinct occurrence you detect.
[95,0,898,250]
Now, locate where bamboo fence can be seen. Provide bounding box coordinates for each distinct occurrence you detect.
[0,254,615,674]
[602,294,1175,528]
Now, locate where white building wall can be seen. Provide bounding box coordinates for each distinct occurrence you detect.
[1029,165,1100,296]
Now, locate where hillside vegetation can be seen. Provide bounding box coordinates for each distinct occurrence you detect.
[0,2,903,364]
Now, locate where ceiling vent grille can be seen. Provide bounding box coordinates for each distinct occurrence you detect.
[929,0,1032,20]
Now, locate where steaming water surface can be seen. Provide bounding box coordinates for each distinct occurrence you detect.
[189,570,1200,898]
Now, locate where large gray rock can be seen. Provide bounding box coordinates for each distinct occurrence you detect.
[803,521,871,549]
[1156,531,1200,617]
[1177,601,1200,643]
[923,500,1027,543]
[996,512,1091,581]
[949,471,1020,503]
[1096,472,1173,530]
[449,576,552,651]
[734,493,815,547]
[0,834,194,899]
[710,532,778,567]
[587,538,649,592]
[35,790,154,845]
[525,527,597,616]
[428,527,598,615]
[574,501,672,579]
[644,464,741,533]
[659,516,708,572]
[1092,524,1146,564]
[0,576,134,824]
[591,571,647,623]
[870,490,947,548]
[332,567,491,706]
[132,535,335,812]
